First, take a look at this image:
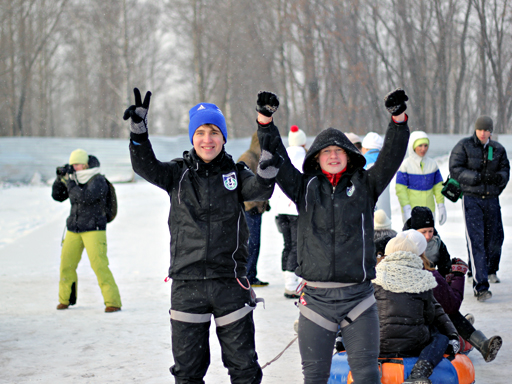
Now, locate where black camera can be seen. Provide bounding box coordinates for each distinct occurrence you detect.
[56,164,74,177]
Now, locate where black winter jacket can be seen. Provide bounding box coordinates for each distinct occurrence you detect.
[129,135,274,280]
[52,156,109,232]
[257,119,409,283]
[374,284,457,356]
[449,132,509,198]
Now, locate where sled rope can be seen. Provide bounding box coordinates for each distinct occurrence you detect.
[261,335,298,369]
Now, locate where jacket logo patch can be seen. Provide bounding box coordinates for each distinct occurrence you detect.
[222,172,238,190]
[347,184,355,197]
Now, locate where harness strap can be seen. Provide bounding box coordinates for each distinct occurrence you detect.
[298,303,339,332]
[340,294,376,328]
[214,305,256,327]
[170,310,212,323]
[302,280,357,289]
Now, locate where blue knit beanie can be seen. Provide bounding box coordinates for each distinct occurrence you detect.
[188,103,228,144]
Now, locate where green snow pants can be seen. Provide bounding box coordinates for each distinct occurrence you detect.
[59,230,121,308]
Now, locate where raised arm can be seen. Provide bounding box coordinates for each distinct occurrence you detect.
[124,88,177,191]
[255,91,304,204]
[367,89,410,199]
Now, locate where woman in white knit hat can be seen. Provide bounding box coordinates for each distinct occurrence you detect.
[271,125,307,298]
[373,230,459,384]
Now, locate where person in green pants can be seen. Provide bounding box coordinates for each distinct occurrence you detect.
[52,149,121,312]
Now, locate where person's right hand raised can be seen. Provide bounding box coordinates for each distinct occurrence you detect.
[384,88,408,116]
[256,91,279,117]
[123,88,152,134]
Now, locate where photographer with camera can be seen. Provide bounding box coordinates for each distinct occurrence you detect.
[51,149,121,312]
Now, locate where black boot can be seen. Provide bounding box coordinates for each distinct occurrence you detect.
[402,359,434,384]
[468,330,502,362]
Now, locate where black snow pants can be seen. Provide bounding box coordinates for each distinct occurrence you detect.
[170,278,262,384]
[275,214,299,272]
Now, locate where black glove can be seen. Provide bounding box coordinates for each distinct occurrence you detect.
[123,88,152,134]
[384,88,408,116]
[256,91,280,117]
[482,171,502,185]
[56,164,74,177]
[257,134,284,180]
[445,335,460,355]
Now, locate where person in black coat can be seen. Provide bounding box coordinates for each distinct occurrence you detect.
[449,115,510,301]
[124,88,282,384]
[374,230,459,384]
[255,89,409,384]
[52,149,121,312]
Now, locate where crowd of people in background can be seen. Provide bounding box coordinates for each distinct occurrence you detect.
[51,86,508,384]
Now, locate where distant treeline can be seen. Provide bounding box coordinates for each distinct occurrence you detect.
[1,0,511,138]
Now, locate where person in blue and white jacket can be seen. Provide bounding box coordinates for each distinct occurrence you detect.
[395,131,446,225]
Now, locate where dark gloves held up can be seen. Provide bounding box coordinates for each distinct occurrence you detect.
[384,88,408,116]
[257,134,284,180]
[123,88,152,134]
[256,91,279,117]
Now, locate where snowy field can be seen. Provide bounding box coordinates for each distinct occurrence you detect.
[1,136,511,383]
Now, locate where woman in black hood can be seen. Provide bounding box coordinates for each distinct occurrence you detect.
[255,90,410,384]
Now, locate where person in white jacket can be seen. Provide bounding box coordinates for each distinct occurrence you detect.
[270,125,307,298]
[396,130,447,225]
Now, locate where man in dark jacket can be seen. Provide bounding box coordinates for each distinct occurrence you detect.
[124,88,282,384]
[449,116,510,301]
[52,149,122,312]
[237,132,269,287]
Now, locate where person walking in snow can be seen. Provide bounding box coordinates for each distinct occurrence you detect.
[124,88,282,384]
[255,88,410,384]
[51,149,122,313]
[361,132,392,219]
[270,124,307,298]
[396,131,447,225]
[449,115,510,301]
[237,132,270,287]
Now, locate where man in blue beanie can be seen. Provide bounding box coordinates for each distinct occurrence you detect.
[124,88,284,384]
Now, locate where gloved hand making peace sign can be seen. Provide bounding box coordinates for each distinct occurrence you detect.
[123,88,152,134]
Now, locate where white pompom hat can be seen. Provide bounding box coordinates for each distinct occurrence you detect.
[362,132,383,150]
[288,125,307,147]
[374,209,392,230]
[385,229,427,256]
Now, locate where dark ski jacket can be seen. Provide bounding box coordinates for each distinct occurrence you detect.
[52,156,109,232]
[449,132,510,198]
[257,118,409,283]
[374,284,457,356]
[129,133,274,280]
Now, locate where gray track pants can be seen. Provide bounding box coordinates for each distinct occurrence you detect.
[297,283,380,384]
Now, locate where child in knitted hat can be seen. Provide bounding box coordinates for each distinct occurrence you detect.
[396,131,447,225]
[374,230,459,383]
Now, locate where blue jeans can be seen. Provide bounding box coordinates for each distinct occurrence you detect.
[245,211,262,283]
[463,196,504,293]
[417,328,449,368]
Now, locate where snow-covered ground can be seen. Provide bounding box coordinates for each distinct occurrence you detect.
[1,138,511,383]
